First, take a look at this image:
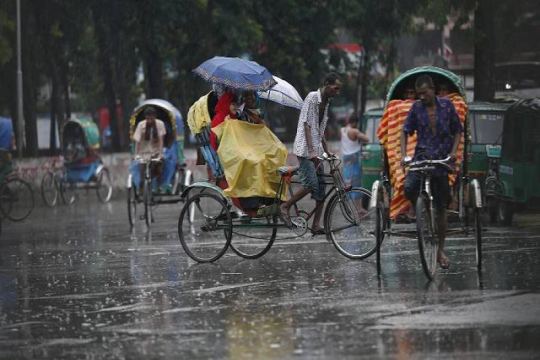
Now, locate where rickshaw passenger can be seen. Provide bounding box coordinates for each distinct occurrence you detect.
[210,91,237,151]
[133,106,166,193]
[401,74,463,270]
[238,91,265,125]
[280,72,342,235]
[65,126,88,163]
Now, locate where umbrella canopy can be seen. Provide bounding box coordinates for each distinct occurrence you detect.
[259,76,304,110]
[193,56,276,91]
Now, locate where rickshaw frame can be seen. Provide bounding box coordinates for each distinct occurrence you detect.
[41,118,113,207]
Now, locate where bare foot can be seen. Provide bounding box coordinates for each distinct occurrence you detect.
[279,204,292,228]
[438,253,450,269]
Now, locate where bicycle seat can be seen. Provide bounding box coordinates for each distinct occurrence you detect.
[277,166,299,176]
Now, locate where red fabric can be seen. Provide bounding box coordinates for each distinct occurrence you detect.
[210,92,237,151]
[76,148,100,164]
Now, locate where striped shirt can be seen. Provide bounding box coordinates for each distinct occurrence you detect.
[293,89,329,157]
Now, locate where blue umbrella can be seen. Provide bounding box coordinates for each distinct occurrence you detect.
[193,56,276,91]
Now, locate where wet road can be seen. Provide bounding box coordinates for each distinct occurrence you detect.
[1,197,540,359]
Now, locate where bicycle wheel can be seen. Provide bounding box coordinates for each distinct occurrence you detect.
[127,185,137,227]
[143,179,152,227]
[325,188,377,259]
[41,171,58,207]
[230,216,277,259]
[0,178,35,222]
[59,178,76,205]
[474,207,482,271]
[375,202,385,247]
[178,192,232,262]
[96,168,113,203]
[416,194,438,280]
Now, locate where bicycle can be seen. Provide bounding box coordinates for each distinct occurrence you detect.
[177,153,376,263]
[0,172,35,222]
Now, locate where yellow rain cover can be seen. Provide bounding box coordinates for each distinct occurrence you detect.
[187,92,211,135]
[212,120,288,199]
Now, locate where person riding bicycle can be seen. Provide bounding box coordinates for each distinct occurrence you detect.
[0,117,14,181]
[280,72,342,235]
[400,74,463,269]
[132,106,166,194]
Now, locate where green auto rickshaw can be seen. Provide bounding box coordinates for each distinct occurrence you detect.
[485,98,540,225]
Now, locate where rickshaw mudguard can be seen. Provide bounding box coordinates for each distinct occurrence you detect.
[468,179,483,208]
[181,181,226,200]
[369,180,381,209]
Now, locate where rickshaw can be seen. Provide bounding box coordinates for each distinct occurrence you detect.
[177,56,377,263]
[127,99,194,228]
[41,118,112,207]
[484,98,540,225]
[371,66,484,280]
[0,117,35,222]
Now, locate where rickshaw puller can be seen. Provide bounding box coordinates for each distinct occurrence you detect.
[133,106,167,194]
[400,74,463,270]
[280,72,342,235]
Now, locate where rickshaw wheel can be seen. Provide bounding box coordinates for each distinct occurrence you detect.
[174,168,194,196]
[59,178,76,205]
[0,178,35,222]
[96,168,113,203]
[487,198,498,225]
[375,202,386,247]
[325,188,378,260]
[498,201,514,226]
[229,216,277,259]
[474,208,482,271]
[178,192,232,263]
[127,185,137,227]
[41,171,58,208]
[143,179,153,228]
[416,194,438,281]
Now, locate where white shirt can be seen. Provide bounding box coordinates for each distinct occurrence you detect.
[293,89,329,158]
[133,119,167,159]
[341,126,361,155]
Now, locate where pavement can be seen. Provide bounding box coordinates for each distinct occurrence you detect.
[0,197,539,359]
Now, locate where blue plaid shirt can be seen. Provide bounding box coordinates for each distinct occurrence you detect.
[403,97,464,176]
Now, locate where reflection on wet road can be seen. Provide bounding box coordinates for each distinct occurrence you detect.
[1,199,539,358]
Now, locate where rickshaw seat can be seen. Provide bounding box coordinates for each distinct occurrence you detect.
[277,166,298,176]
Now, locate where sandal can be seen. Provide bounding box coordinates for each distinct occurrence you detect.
[311,228,326,236]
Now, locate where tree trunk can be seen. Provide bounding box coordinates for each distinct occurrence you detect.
[145,52,164,99]
[93,1,121,152]
[474,0,495,101]
[359,50,370,118]
[50,77,58,152]
[60,60,71,119]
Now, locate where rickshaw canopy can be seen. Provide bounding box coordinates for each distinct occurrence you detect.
[62,118,100,150]
[130,99,183,140]
[385,66,467,103]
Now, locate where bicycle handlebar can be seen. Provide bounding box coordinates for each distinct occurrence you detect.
[134,156,162,164]
[405,156,454,172]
